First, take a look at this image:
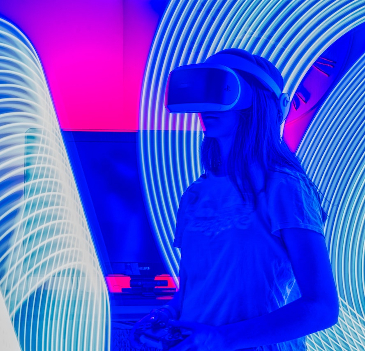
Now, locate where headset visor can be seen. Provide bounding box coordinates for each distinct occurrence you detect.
[165,64,243,113]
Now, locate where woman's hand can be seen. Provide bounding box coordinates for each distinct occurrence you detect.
[167,319,232,351]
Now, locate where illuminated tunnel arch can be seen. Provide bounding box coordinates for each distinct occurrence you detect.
[297,51,365,350]
[138,1,365,350]
[0,18,110,350]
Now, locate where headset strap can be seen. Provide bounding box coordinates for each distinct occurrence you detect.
[205,53,282,98]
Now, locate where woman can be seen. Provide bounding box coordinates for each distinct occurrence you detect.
[131,49,339,351]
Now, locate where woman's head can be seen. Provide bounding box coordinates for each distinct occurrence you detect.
[200,48,285,172]
[200,48,328,220]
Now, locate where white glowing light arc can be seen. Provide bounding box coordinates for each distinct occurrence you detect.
[0,18,110,350]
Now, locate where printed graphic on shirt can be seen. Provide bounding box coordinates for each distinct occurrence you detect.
[183,191,255,237]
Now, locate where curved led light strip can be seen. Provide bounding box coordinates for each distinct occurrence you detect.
[297,52,365,351]
[138,1,365,350]
[0,18,110,350]
[139,0,365,276]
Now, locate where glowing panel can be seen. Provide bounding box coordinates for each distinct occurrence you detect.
[0,18,110,350]
[105,274,178,293]
[138,1,365,350]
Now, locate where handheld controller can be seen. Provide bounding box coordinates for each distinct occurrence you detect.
[130,309,191,350]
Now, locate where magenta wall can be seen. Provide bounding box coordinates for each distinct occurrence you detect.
[0,0,163,131]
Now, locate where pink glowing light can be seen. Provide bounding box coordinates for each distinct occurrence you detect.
[0,0,162,131]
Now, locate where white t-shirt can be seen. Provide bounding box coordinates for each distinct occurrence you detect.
[173,168,326,351]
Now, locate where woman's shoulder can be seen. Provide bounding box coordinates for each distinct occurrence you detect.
[180,174,206,199]
[266,166,312,192]
[266,166,317,198]
[176,175,206,211]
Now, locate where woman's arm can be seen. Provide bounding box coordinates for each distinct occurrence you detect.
[161,252,187,320]
[219,228,339,350]
[160,289,182,319]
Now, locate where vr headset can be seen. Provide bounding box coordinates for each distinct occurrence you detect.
[164,53,291,135]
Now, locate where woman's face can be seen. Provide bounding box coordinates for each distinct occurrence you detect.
[198,110,241,138]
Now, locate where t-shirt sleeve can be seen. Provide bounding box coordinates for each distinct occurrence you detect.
[268,172,325,238]
[173,192,188,248]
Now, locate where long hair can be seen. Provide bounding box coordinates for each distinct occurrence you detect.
[200,49,328,223]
